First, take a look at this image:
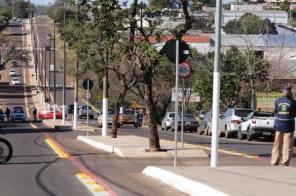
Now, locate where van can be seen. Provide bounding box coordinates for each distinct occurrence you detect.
[119,109,135,125]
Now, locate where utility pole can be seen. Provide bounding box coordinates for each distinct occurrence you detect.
[211,0,222,168]
[53,23,57,122]
[62,1,67,125]
[102,62,108,136]
[44,45,47,110]
[73,2,81,129]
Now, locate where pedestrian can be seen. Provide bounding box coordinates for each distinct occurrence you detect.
[5,107,10,122]
[32,106,37,122]
[271,85,296,166]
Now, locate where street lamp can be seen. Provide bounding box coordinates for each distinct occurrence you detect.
[47,29,57,122]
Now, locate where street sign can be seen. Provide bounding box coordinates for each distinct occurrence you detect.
[179,62,192,78]
[85,92,92,99]
[162,39,190,64]
[171,88,200,102]
[50,64,54,72]
[83,79,93,90]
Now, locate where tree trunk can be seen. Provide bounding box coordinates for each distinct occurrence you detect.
[250,80,256,110]
[111,91,127,138]
[144,72,161,151]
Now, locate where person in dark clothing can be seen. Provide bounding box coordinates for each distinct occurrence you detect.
[5,108,10,122]
[271,85,296,166]
[32,107,37,122]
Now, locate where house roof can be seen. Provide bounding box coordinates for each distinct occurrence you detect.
[136,35,212,44]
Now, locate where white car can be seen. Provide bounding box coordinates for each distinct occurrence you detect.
[78,105,94,119]
[219,108,253,138]
[98,110,118,127]
[9,69,16,76]
[11,77,20,85]
[239,111,275,141]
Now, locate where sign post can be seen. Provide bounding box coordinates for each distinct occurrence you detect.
[82,79,93,136]
[173,40,179,168]
[178,62,192,149]
[163,38,190,167]
[87,80,89,136]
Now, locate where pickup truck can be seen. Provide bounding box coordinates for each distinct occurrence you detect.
[238,111,275,141]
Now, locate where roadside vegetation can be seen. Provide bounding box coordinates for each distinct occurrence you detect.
[47,0,272,150]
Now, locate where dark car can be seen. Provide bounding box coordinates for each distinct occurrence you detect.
[0,109,4,122]
[68,104,74,114]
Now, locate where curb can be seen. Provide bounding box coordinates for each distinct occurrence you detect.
[143,166,228,196]
[77,136,124,157]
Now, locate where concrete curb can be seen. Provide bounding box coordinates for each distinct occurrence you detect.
[77,136,124,157]
[143,166,228,196]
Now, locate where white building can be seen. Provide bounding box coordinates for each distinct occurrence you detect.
[230,3,265,11]
[222,10,288,26]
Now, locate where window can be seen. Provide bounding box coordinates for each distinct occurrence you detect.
[234,109,253,117]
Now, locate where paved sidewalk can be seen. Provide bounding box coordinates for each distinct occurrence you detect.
[77,134,296,196]
[143,165,296,196]
[77,135,208,158]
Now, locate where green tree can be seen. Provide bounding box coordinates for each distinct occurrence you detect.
[224,13,277,34]
[280,0,290,12]
[193,47,269,110]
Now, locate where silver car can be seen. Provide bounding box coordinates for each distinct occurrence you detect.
[78,106,94,119]
[161,112,199,132]
[98,110,116,127]
[219,108,253,138]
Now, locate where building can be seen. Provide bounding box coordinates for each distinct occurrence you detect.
[222,10,288,26]
[265,0,296,9]
[230,3,265,11]
[136,35,214,54]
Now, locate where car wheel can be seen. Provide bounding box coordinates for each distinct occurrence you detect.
[225,126,230,138]
[165,126,169,131]
[238,128,244,140]
[197,128,203,135]
[247,127,253,141]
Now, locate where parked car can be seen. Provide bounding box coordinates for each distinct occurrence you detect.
[68,104,74,114]
[38,107,62,119]
[11,107,26,122]
[161,112,199,132]
[0,109,4,122]
[98,110,119,127]
[238,111,275,141]
[119,109,135,125]
[9,69,16,76]
[197,111,212,135]
[198,110,207,120]
[11,77,20,85]
[219,108,253,138]
[78,105,94,119]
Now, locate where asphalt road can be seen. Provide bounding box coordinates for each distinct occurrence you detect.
[0,19,185,196]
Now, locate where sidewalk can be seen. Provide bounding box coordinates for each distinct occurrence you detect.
[77,134,296,196]
[77,135,208,158]
[143,165,296,196]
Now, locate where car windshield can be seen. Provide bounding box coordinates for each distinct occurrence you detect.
[253,112,274,117]
[82,106,92,110]
[123,110,134,115]
[108,110,114,115]
[234,109,253,117]
[14,107,23,113]
[183,114,194,118]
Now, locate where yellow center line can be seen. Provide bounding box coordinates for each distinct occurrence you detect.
[45,138,70,159]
